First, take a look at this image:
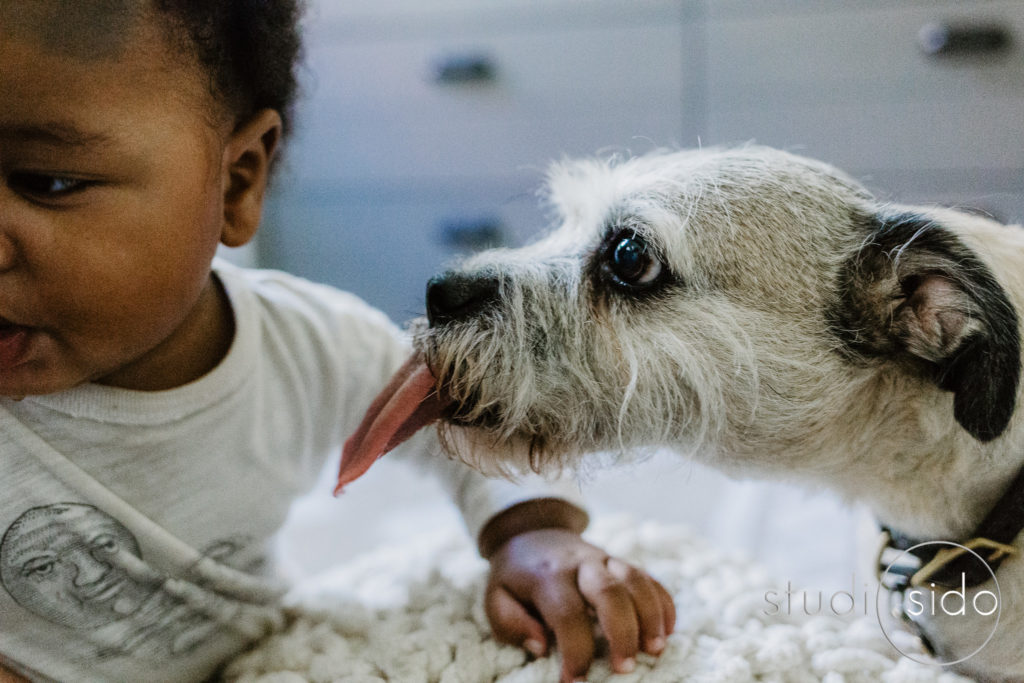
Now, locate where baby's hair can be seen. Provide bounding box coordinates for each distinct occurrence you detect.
[154,0,303,136]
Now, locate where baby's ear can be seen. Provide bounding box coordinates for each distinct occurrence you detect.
[830,212,1021,442]
[221,109,282,247]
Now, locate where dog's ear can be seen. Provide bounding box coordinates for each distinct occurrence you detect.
[831,213,1021,442]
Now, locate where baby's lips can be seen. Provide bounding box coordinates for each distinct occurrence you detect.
[335,354,446,494]
[0,325,32,370]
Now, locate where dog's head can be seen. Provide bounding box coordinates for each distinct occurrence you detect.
[409,147,1022,481]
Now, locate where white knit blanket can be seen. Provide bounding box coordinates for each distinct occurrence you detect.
[224,517,974,683]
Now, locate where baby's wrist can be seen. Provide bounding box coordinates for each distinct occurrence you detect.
[477,497,589,559]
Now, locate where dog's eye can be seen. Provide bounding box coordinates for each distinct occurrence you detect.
[608,235,663,287]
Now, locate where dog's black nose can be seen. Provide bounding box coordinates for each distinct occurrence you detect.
[426,271,500,326]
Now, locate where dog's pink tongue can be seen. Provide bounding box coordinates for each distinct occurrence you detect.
[335,354,446,494]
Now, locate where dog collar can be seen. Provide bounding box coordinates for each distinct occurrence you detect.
[876,463,1024,591]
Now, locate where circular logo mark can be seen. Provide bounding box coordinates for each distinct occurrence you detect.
[876,540,1001,666]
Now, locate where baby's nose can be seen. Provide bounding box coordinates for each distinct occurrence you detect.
[426,271,501,326]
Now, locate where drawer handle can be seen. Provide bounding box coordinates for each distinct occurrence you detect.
[432,54,497,84]
[918,21,1012,57]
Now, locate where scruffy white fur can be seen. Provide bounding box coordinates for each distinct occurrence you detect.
[416,147,1024,682]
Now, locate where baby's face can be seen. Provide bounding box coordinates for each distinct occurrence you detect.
[0,2,233,395]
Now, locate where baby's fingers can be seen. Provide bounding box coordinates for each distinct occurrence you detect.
[533,584,596,683]
[653,574,677,637]
[606,557,672,655]
[485,583,548,658]
[577,558,641,674]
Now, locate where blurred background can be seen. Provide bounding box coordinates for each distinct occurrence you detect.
[222,0,1024,593]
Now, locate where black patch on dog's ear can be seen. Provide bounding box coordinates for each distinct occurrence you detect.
[829,212,1021,442]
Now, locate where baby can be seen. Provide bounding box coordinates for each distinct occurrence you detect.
[0,2,673,683]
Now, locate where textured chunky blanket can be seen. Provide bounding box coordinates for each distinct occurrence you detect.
[224,517,974,683]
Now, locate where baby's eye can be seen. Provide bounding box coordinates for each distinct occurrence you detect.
[9,173,93,199]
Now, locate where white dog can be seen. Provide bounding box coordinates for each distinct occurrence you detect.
[339,146,1024,682]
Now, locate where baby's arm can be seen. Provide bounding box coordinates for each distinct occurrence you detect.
[480,498,676,683]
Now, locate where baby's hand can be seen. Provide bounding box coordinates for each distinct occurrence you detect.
[484,528,676,683]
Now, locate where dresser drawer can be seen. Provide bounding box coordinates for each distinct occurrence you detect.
[704,2,1024,174]
[262,183,549,321]
[291,18,694,183]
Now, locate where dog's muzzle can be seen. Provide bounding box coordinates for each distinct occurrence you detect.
[334,272,507,493]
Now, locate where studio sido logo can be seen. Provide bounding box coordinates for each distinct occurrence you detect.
[876,541,1002,666]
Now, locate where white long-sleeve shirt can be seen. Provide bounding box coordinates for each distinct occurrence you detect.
[0,261,580,682]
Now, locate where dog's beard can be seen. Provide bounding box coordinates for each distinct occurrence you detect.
[416,312,713,476]
[417,318,581,477]
[434,422,577,479]
[414,285,783,480]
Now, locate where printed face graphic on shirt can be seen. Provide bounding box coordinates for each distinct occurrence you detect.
[0,503,160,629]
